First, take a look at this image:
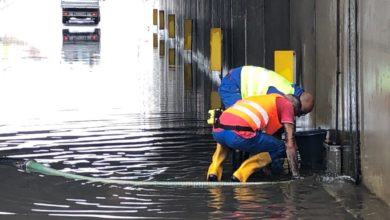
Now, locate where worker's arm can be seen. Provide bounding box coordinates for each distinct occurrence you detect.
[283,123,300,178]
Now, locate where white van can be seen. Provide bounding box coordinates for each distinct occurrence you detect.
[61,0,100,25]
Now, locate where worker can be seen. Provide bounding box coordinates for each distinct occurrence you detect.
[219,65,314,113]
[207,93,303,182]
[215,65,314,174]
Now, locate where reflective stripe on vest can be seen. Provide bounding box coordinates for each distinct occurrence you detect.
[240,66,295,98]
[224,94,283,134]
[230,101,268,129]
[226,100,269,131]
[241,66,268,98]
[240,100,269,125]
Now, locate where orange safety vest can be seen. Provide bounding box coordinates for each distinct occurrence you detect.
[224,94,283,135]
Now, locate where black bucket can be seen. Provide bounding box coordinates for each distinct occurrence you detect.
[295,129,327,171]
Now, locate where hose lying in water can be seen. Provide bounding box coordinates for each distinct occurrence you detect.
[1,158,291,187]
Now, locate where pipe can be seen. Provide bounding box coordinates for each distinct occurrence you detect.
[0,158,27,170]
[352,0,361,184]
[1,159,291,187]
[335,0,341,145]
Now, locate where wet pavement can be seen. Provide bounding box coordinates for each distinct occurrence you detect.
[1,0,390,219]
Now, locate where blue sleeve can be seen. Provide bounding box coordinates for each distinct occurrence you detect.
[228,67,243,86]
[292,84,304,97]
[266,86,285,95]
[266,84,305,97]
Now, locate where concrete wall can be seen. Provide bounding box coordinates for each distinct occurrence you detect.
[264,0,290,69]
[290,0,316,128]
[359,0,390,206]
[292,0,360,179]
[159,0,291,106]
[314,0,338,131]
[157,0,390,206]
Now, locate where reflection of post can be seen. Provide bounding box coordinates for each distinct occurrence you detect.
[231,187,266,218]
[184,63,192,91]
[280,181,299,217]
[210,90,221,109]
[159,40,165,57]
[207,187,224,211]
[168,48,175,66]
[152,9,159,49]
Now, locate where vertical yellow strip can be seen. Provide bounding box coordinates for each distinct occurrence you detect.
[168,14,175,38]
[184,19,192,50]
[210,28,222,71]
[184,63,192,90]
[169,48,175,66]
[2,39,9,60]
[153,9,158,26]
[159,40,165,57]
[210,91,222,109]
[274,50,296,83]
[153,33,158,48]
[159,10,165,30]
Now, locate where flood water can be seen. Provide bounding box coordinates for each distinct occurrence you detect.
[1,0,390,219]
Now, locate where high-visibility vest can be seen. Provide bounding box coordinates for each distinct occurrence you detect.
[240,66,295,98]
[224,94,283,135]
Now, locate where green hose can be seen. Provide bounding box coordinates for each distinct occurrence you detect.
[25,160,291,187]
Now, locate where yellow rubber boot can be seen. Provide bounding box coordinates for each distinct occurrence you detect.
[207,144,229,181]
[232,152,272,182]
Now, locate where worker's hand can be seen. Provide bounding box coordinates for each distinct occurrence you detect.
[286,148,299,179]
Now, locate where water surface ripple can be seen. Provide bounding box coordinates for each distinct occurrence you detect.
[1,0,390,218]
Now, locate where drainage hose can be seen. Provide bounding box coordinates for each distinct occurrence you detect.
[4,159,291,187]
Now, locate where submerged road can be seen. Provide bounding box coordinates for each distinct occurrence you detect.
[0,0,390,219]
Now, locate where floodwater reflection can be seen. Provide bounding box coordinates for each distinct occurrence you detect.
[62,27,101,66]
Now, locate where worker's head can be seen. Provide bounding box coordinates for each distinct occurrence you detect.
[299,91,315,116]
[285,94,302,117]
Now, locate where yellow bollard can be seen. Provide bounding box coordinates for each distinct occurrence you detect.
[168,14,175,38]
[210,28,222,71]
[274,50,296,83]
[184,19,192,50]
[153,9,158,26]
[159,10,165,30]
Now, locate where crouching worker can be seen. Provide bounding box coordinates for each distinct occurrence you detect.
[207,93,302,182]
